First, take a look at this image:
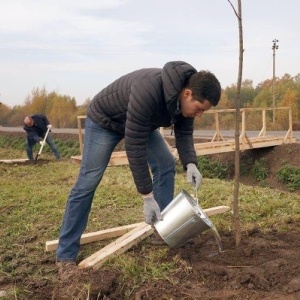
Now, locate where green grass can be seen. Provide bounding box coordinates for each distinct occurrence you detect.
[1,147,300,298]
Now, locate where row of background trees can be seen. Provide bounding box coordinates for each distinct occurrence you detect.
[0,73,300,130]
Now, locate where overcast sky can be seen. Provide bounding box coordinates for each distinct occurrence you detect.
[1,0,299,107]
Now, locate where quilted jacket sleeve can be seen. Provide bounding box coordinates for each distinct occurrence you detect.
[125,79,160,195]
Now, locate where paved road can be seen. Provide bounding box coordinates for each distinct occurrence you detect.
[0,126,79,134]
[1,126,299,141]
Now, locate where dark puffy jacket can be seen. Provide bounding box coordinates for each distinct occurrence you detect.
[23,114,50,146]
[87,61,198,194]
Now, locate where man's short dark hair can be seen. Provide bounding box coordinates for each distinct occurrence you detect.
[186,71,221,106]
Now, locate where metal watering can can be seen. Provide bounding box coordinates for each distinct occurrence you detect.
[153,189,214,248]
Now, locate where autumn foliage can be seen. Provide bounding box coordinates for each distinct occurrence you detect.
[1,73,300,128]
[0,86,90,127]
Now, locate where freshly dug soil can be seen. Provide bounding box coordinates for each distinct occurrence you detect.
[22,226,300,300]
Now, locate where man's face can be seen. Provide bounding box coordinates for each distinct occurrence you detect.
[24,118,34,127]
[180,89,212,118]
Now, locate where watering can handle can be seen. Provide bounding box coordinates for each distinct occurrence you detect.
[194,187,199,206]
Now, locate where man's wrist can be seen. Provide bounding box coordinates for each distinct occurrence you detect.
[187,163,195,168]
[142,192,153,200]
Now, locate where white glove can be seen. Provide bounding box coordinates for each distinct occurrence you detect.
[47,124,52,129]
[39,141,46,146]
[143,193,163,225]
[187,163,203,188]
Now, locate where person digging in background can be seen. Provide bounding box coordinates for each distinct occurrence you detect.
[56,61,221,279]
[23,114,61,160]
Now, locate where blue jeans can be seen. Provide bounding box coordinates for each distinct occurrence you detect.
[26,134,60,160]
[56,117,175,261]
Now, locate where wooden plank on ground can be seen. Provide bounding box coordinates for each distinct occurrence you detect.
[203,205,231,216]
[108,151,128,166]
[46,206,231,251]
[78,222,154,270]
[45,222,143,251]
[78,205,231,270]
[71,151,129,166]
[0,159,29,163]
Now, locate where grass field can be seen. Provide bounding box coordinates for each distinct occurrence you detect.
[1,148,300,299]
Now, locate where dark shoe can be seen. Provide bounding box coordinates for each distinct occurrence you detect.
[151,230,166,245]
[56,261,77,281]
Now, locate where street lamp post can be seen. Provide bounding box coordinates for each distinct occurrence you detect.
[272,39,279,124]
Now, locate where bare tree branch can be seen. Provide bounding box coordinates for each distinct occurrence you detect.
[228,0,240,19]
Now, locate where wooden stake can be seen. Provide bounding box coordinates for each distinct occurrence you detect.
[45,222,143,251]
[78,222,153,269]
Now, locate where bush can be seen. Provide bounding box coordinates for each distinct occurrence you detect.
[197,156,232,179]
[277,164,300,192]
[252,158,269,182]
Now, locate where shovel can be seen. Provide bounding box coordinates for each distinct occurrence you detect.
[35,127,51,162]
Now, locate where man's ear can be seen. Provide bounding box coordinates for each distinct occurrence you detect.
[183,88,192,99]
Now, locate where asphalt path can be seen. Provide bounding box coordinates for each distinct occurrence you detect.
[0,126,79,134]
[1,126,299,141]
